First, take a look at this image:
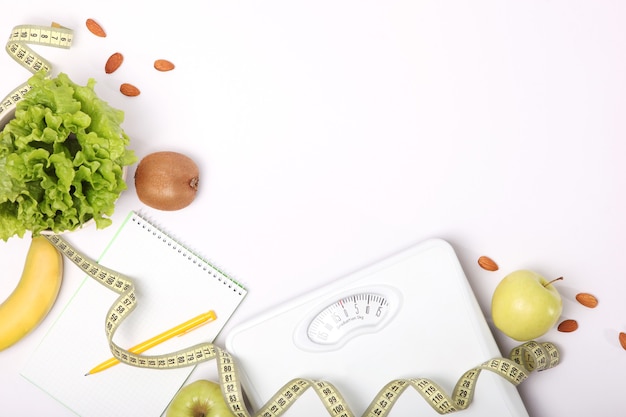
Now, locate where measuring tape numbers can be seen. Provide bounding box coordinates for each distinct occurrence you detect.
[45,233,560,417]
[363,341,559,416]
[1,23,73,117]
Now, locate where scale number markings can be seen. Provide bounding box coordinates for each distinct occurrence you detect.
[307,293,391,346]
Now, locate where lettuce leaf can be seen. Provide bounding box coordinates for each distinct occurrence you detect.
[0,71,137,241]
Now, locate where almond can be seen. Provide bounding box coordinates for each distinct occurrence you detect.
[575,293,598,308]
[557,319,578,332]
[105,52,124,74]
[619,332,626,350]
[154,59,175,72]
[86,18,106,38]
[477,256,498,271]
[120,83,141,97]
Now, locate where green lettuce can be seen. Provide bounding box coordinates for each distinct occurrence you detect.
[0,71,137,241]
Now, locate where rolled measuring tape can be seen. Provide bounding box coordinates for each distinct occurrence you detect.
[45,234,560,417]
[3,21,560,417]
[1,23,73,117]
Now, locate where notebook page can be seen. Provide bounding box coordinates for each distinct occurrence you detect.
[21,211,247,417]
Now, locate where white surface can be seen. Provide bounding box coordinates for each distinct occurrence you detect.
[226,238,528,416]
[0,1,625,416]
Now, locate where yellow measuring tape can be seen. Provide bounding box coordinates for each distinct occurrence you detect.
[3,22,560,416]
[1,23,73,117]
[45,234,560,417]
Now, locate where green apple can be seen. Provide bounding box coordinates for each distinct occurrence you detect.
[491,269,563,341]
[166,379,235,417]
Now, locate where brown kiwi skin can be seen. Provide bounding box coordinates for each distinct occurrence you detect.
[134,151,199,211]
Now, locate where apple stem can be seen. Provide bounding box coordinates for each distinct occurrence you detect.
[543,277,564,287]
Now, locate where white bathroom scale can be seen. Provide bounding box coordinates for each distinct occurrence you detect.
[225,238,529,416]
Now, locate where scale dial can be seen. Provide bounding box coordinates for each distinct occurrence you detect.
[294,285,401,352]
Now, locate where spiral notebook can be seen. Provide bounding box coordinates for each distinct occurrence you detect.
[21,211,247,417]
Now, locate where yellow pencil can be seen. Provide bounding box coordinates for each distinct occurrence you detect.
[85,310,217,375]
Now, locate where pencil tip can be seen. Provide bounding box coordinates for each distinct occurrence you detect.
[84,372,90,376]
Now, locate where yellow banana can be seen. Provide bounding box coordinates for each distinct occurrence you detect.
[0,235,63,351]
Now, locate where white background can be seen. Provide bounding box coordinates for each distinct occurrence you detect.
[1,1,625,416]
